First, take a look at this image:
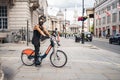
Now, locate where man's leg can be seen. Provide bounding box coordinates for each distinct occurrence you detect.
[34,44,40,66]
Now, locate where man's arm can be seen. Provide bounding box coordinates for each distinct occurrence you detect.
[35,25,46,36]
[43,26,50,37]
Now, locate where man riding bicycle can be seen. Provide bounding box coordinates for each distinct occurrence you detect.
[32,15,50,66]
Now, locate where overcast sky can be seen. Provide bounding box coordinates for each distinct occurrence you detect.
[47,0,95,24]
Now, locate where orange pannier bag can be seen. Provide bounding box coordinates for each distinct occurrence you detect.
[22,49,35,55]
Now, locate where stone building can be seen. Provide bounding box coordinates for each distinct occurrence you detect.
[94,0,120,38]
[47,15,58,31]
[86,8,94,33]
[47,9,70,35]
[0,0,48,42]
[56,9,65,33]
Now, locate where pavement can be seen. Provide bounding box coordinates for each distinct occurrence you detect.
[0,59,4,80]
[0,37,120,80]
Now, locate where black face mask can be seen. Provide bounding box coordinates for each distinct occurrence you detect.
[39,21,43,26]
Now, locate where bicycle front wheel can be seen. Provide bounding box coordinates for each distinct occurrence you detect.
[50,50,67,68]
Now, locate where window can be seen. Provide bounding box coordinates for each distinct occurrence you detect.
[99,19,101,25]
[112,13,117,23]
[0,6,7,30]
[96,19,98,26]
[99,11,100,15]
[112,2,117,9]
[102,17,106,24]
[101,9,104,14]
[107,15,111,24]
[119,11,120,21]
[107,6,111,11]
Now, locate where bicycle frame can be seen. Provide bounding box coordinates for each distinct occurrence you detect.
[39,36,57,59]
[22,36,57,60]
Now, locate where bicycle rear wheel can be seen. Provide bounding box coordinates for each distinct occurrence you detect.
[21,49,35,66]
[50,50,67,68]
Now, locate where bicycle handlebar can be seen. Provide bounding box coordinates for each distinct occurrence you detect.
[50,35,61,46]
[41,34,60,46]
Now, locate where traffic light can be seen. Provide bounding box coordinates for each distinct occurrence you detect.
[78,16,87,21]
[89,14,94,18]
[82,16,87,21]
[78,16,83,21]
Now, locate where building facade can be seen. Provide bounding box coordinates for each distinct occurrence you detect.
[47,15,58,31]
[47,9,70,36]
[94,0,120,38]
[86,8,94,34]
[0,0,48,42]
[69,24,80,34]
[56,9,64,32]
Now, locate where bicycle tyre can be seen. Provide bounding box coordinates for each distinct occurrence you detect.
[50,50,67,68]
[14,35,20,43]
[21,53,35,66]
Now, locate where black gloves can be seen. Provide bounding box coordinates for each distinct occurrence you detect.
[41,36,50,41]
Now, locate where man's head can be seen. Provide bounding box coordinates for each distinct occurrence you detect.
[39,15,46,26]
[55,28,57,31]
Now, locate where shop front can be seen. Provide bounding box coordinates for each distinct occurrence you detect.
[112,26,116,36]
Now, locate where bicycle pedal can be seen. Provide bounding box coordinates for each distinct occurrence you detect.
[28,56,33,59]
[35,61,42,66]
[35,64,41,67]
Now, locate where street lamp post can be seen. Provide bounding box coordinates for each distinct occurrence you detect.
[81,0,85,44]
[51,20,54,31]
[65,8,67,38]
[26,20,28,46]
[94,0,97,37]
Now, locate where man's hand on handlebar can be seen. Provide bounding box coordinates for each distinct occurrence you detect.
[41,35,50,41]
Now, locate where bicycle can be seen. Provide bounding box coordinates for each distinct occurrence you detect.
[12,31,22,43]
[21,35,67,68]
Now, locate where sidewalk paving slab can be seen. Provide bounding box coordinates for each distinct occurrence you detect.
[0,37,120,80]
[0,60,4,80]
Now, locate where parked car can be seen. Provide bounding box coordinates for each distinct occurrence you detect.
[74,34,81,42]
[109,33,120,45]
[84,32,93,42]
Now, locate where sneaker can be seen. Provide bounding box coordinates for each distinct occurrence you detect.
[35,60,40,66]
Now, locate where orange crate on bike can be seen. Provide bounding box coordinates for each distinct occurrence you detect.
[22,49,35,55]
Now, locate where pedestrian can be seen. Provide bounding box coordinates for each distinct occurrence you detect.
[22,32,26,41]
[52,28,60,46]
[99,31,101,38]
[55,28,60,41]
[32,15,50,66]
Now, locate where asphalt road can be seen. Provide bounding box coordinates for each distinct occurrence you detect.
[87,38,120,54]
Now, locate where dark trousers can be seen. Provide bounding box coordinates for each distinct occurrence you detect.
[34,44,40,64]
